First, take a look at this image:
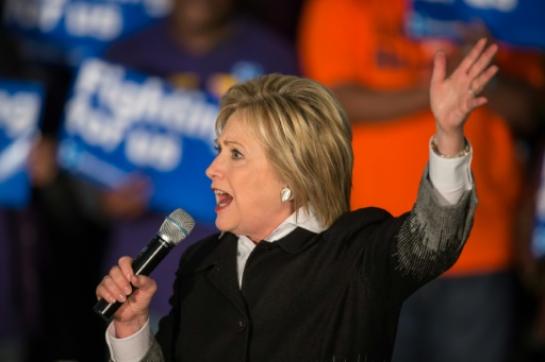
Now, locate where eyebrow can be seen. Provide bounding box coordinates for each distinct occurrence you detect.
[215,138,244,147]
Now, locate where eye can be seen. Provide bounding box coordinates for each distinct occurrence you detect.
[231,148,244,160]
[213,144,221,154]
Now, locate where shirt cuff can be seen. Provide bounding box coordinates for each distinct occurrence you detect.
[428,139,473,205]
[105,319,152,362]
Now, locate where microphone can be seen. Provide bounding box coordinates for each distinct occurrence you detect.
[93,208,195,322]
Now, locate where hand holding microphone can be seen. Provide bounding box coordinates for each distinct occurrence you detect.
[95,209,195,337]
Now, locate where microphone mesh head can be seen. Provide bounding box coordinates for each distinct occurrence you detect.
[158,209,195,245]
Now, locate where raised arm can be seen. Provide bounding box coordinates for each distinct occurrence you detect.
[393,39,498,288]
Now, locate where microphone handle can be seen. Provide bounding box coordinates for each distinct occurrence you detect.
[93,236,174,322]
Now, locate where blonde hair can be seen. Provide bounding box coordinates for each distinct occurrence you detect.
[216,74,353,227]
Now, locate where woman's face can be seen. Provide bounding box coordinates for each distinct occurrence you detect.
[206,113,293,241]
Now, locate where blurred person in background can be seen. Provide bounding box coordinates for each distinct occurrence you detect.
[22,80,112,361]
[25,135,111,362]
[299,0,545,361]
[105,0,298,86]
[0,2,113,360]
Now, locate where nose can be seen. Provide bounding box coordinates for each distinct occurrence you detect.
[205,154,222,180]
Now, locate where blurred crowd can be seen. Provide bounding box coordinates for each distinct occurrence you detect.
[1,0,544,361]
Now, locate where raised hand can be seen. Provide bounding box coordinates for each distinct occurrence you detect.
[430,38,498,155]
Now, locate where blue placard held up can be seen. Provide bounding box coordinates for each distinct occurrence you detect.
[407,0,545,50]
[3,0,171,66]
[0,80,43,207]
[58,59,218,223]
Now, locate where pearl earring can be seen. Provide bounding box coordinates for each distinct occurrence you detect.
[280,187,293,203]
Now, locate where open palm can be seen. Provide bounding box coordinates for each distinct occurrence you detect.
[430,38,498,135]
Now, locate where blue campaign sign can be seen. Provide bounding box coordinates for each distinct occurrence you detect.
[3,0,171,66]
[0,80,43,207]
[58,59,218,223]
[407,0,545,49]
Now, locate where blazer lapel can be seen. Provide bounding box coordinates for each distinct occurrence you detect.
[204,233,248,316]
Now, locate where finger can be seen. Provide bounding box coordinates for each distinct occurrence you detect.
[431,51,447,85]
[102,275,128,303]
[467,43,498,79]
[110,266,132,296]
[470,65,498,94]
[96,284,117,304]
[457,38,487,75]
[469,96,488,110]
[118,256,134,280]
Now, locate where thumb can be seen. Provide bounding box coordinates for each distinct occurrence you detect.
[431,51,447,86]
[131,275,155,289]
[131,275,157,301]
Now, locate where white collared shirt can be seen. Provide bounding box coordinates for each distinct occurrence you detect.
[106,142,473,362]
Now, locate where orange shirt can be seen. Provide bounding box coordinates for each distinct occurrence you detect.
[299,0,535,275]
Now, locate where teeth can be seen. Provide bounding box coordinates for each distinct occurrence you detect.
[213,188,230,207]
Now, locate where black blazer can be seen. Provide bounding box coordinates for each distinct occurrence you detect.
[142,174,476,362]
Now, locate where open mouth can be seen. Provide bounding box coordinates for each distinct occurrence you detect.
[213,188,233,211]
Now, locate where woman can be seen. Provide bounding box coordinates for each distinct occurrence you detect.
[97,39,497,361]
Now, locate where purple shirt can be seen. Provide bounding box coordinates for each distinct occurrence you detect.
[106,17,299,97]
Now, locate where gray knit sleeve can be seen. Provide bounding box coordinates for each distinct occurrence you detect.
[140,338,165,362]
[393,168,477,282]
